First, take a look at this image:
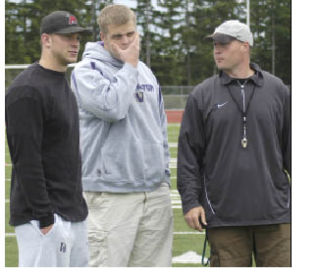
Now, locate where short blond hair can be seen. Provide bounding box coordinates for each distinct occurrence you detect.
[98,5,136,34]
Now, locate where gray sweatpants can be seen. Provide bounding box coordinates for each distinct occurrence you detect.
[15,214,88,267]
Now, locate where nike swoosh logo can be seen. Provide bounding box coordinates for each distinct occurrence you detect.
[217,101,228,109]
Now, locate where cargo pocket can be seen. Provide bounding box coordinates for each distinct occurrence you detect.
[88,230,108,266]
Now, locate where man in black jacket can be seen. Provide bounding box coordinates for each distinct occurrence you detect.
[177,20,291,267]
[6,11,90,267]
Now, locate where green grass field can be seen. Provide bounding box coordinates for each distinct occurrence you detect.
[5,123,209,267]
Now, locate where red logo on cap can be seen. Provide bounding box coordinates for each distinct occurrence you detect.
[69,15,77,25]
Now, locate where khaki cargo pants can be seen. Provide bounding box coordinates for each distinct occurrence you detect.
[84,183,173,267]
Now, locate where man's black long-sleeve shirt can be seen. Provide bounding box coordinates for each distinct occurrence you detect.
[6,63,88,227]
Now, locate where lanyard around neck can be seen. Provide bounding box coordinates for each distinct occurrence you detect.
[226,80,256,148]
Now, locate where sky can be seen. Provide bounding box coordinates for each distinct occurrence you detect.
[113,0,137,8]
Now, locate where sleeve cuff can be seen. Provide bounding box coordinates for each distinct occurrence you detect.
[39,214,54,228]
[182,202,201,215]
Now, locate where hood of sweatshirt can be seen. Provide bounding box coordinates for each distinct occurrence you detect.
[81,41,124,68]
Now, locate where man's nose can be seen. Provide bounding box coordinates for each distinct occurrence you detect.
[214,45,222,54]
[70,36,80,47]
[120,35,130,45]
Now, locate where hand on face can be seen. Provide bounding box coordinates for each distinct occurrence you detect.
[110,32,140,67]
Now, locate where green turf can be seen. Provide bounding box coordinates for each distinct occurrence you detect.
[169,148,177,159]
[170,168,177,179]
[5,166,11,181]
[5,237,18,267]
[5,203,14,233]
[173,234,205,257]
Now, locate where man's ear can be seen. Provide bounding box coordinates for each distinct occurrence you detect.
[241,42,250,53]
[41,33,51,48]
[100,31,105,41]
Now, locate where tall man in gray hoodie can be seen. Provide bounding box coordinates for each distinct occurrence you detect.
[71,4,173,267]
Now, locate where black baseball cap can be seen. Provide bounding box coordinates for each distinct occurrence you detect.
[40,11,91,35]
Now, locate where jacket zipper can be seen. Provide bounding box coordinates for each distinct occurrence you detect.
[203,176,216,215]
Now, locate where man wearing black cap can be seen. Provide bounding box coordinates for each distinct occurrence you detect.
[177,20,291,267]
[6,11,91,267]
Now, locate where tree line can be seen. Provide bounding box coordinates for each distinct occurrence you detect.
[5,0,291,86]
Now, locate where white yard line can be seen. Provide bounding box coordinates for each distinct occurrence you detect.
[168,123,181,127]
[169,158,177,168]
[172,251,207,264]
[169,143,178,148]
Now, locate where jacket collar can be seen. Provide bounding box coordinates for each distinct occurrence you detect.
[219,62,264,87]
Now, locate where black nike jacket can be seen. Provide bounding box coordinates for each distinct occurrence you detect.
[177,63,291,228]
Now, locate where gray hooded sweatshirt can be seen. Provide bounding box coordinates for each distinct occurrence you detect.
[71,41,170,193]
